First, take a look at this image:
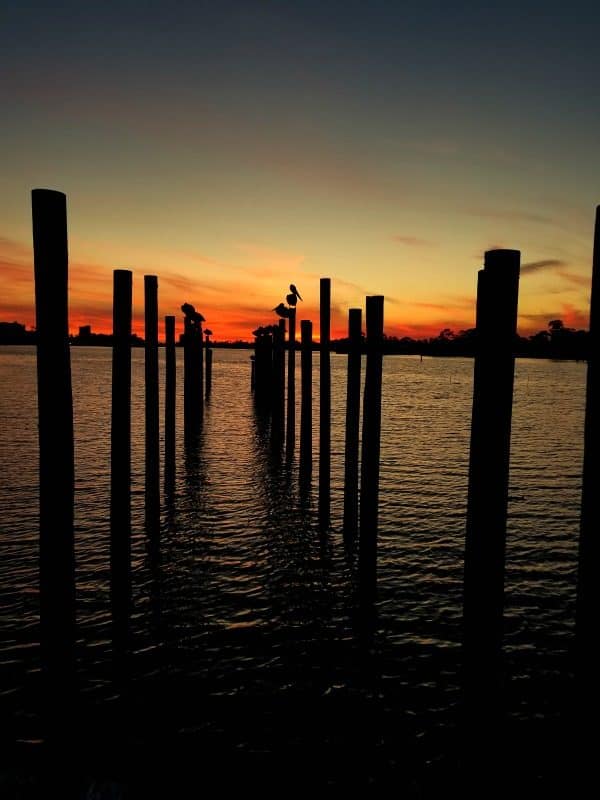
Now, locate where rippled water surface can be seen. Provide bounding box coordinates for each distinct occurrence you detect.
[0,346,587,792]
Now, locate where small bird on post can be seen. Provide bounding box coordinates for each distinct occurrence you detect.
[181,303,205,335]
[273,303,291,318]
[181,303,205,323]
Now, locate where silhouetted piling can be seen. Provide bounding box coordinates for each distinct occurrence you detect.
[300,319,313,488]
[343,308,362,539]
[271,319,286,448]
[254,329,273,408]
[319,278,331,528]
[359,296,384,599]
[205,334,212,396]
[250,355,256,390]
[184,317,194,429]
[164,315,176,491]
[32,188,76,683]
[110,269,132,632]
[576,207,600,658]
[198,321,204,407]
[286,308,297,459]
[463,250,520,659]
[184,315,202,438]
[144,275,160,537]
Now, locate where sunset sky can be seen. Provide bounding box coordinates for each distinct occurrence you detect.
[1,0,598,341]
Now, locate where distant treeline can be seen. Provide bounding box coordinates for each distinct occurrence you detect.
[0,318,589,360]
[336,318,589,360]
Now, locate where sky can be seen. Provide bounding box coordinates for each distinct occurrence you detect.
[1,0,599,341]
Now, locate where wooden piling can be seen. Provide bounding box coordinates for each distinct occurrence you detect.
[164,315,176,491]
[271,319,286,448]
[184,315,202,438]
[286,308,297,459]
[32,188,76,675]
[110,270,133,626]
[254,329,273,408]
[359,296,384,599]
[278,318,286,416]
[205,334,212,396]
[319,278,331,528]
[300,319,313,488]
[576,207,600,653]
[343,308,362,538]
[144,275,160,536]
[184,316,193,432]
[463,250,520,658]
[198,321,204,409]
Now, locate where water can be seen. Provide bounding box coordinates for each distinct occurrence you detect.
[0,347,587,792]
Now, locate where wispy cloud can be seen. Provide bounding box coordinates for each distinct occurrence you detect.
[411,297,474,312]
[519,303,589,332]
[392,235,433,247]
[521,258,566,274]
[557,270,590,288]
[0,235,31,257]
[468,209,555,225]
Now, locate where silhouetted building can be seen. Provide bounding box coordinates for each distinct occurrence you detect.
[0,321,36,344]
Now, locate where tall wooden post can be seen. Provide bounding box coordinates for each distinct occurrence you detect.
[577,207,600,654]
[144,275,160,537]
[300,319,313,488]
[164,315,176,492]
[319,278,331,528]
[184,316,202,438]
[463,250,520,658]
[286,308,297,459]
[278,318,286,419]
[184,316,193,435]
[359,296,384,599]
[32,188,76,679]
[111,269,132,630]
[271,320,286,448]
[205,334,212,396]
[198,321,204,410]
[254,330,273,409]
[343,308,362,539]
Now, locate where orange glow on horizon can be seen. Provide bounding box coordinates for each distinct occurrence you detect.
[0,236,591,343]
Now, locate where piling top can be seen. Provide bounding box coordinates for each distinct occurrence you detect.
[32,188,66,200]
[483,249,521,273]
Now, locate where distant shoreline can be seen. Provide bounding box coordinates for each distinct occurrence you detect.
[1,318,590,360]
[0,341,588,362]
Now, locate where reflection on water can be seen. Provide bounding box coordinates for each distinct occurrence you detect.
[0,346,586,791]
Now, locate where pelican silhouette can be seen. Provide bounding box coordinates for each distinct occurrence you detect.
[289,284,302,301]
[273,303,291,318]
[181,302,205,323]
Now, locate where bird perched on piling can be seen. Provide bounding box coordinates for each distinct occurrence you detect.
[273,303,291,318]
[286,285,302,306]
[181,302,205,323]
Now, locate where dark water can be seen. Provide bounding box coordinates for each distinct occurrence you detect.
[0,346,587,794]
